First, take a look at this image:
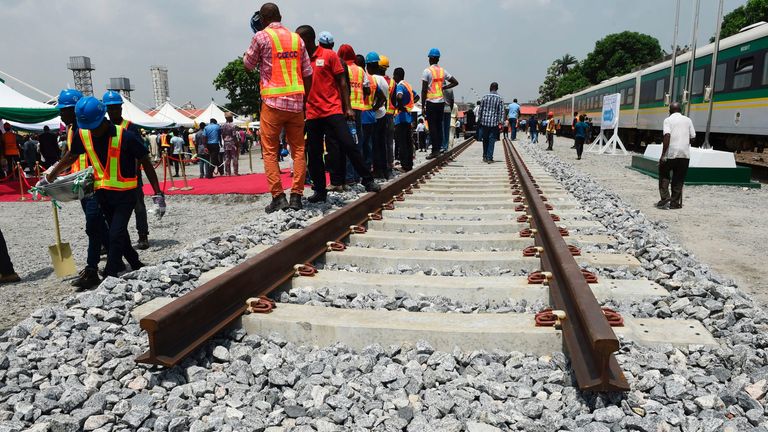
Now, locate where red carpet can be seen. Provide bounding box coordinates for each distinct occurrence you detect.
[0,169,319,202]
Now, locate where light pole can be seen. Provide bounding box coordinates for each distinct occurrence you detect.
[684,0,701,116]
[668,0,681,104]
[703,0,725,150]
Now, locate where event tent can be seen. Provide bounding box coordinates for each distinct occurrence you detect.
[152,102,194,127]
[0,80,59,124]
[121,99,174,129]
[193,101,246,126]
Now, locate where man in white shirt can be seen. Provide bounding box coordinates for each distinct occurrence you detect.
[658,102,696,209]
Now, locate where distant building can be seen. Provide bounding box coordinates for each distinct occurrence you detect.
[67,56,95,96]
[107,76,135,101]
[150,66,169,108]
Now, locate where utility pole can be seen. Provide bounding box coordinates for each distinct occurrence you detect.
[684,0,701,116]
[668,0,681,104]
[703,0,725,150]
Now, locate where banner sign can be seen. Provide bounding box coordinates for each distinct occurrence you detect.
[601,93,621,130]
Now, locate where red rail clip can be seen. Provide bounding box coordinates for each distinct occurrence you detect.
[294,263,317,277]
[513,197,524,203]
[383,201,395,210]
[522,246,542,257]
[515,205,527,212]
[519,228,533,238]
[327,241,347,252]
[551,214,561,222]
[527,271,546,284]
[581,269,598,283]
[395,193,405,202]
[517,214,530,223]
[350,225,367,234]
[535,308,559,327]
[567,245,582,256]
[368,212,383,221]
[545,203,554,211]
[245,296,276,314]
[602,308,624,327]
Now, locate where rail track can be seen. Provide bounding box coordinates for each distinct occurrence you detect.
[135,138,716,393]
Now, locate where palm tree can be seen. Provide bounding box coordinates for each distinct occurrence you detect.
[554,54,578,76]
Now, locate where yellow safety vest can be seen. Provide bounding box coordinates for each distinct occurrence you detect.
[348,64,366,111]
[67,126,89,173]
[79,125,138,191]
[385,76,396,115]
[426,65,445,100]
[261,27,305,98]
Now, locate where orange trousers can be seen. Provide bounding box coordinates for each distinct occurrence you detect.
[259,103,307,197]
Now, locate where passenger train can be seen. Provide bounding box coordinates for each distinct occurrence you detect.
[538,22,768,152]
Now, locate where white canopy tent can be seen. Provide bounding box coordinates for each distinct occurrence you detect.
[152,102,194,127]
[121,99,174,129]
[0,80,61,131]
[193,101,246,126]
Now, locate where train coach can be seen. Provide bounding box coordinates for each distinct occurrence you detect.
[539,22,768,152]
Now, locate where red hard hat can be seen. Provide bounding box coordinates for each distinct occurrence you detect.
[548,112,554,117]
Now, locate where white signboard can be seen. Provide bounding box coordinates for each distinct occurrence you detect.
[601,93,621,130]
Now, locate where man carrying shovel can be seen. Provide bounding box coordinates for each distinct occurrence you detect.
[43,96,166,283]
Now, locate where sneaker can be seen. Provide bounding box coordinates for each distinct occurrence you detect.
[288,193,303,210]
[669,204,682,210]
[307,191,327,203]
[0,273,21,284]
[362,180,381,192]
[71,268,101,291]
[136,235,150,250]
[655,200,669,209]
[425,152,440,160]
[265,194,289,213]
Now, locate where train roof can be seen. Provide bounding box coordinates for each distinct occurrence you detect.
[573,71,639,97]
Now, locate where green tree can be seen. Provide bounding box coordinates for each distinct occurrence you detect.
[538,63,560,104]
[581,31,662,84]
[719,0,768,39]
[213,58,261,116]
[554,54,578,76]
[555,65,590,98]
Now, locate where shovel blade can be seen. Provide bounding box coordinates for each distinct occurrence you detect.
[49,243,77,278]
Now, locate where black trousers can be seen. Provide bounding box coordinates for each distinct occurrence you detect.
[395,122,413,171]
[306,114,372,192]
[418,132,427,150]
[135,175,148,237]
[372,116,388,177]
[206,144,221,178]
[97,190,141,277]
[659,158,689,208]
[575,137,585,158]
[0,228,14,275]
[425,101,444,154]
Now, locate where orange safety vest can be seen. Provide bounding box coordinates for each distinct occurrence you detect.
[396,80,415,111]
[348,64,366,111]
[79,125,137,191]
[426,65,445,100]
[67,126,89,173]
[261,27,305,98]
[385,76,396,115]
[3,132,18,156]
[364,73,378,111]
[187,134,195,149]
[160,133,170,148]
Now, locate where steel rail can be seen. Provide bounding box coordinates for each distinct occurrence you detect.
[136,138,476,367]
[502,139,629,392]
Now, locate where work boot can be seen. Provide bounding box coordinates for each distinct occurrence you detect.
[327,184,344,192]
[425,152,440,160]
[136,235,150,250]
[0,272,20,284]
[288,193,303,210]
[655,200,669,209]
[71,268,101,291]
[265,194,289,214]
[307,190,327,203]
[99,262,127,277]
[362,179,381,192]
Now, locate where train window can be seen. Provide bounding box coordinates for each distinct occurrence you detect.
[620,88,626,103]
[626,87,635,105]
[655,79,665,100]
[733,56,754,89]
[715,63,727,92]
[692,69,705,95]
[763,54,768,85]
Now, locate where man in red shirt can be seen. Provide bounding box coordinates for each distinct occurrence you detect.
[295,25,380,203]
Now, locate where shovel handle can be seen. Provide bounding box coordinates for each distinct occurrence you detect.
[52,203,63,248]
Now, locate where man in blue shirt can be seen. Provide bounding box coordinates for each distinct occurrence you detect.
[573,114,589,160]
[507,98,521,140]
[392,67,417,172]
[203,119,222,178]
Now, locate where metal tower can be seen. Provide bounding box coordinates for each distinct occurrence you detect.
[107,77,135,101]
[150,66,169,108]
[66,56,95,96]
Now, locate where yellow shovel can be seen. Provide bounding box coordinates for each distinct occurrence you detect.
[48,203,77,278]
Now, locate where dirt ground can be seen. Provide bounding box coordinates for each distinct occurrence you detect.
[542,134,768,307]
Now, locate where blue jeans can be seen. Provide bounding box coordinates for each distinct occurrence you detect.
[80,195,109,270]
[441,111,451,151]
[509,119,518,140]
[530,129,539,144]
[481,125,499,160]
[345,112,362,182]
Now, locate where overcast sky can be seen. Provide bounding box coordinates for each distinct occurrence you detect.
[0,0,747,111]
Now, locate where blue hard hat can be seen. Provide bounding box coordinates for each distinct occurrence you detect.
[56,88,83,109]
[365,51,380,64]
[428,48,441,58]
[280,148,289,157]
[74,96,107,130]
[318,31,334,45]
[102,90,124,106]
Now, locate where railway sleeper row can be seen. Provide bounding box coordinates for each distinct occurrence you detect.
[134,141,716,388]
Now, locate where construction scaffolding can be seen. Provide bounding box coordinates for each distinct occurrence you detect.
[66,56,95,96]
[150,66,169,108]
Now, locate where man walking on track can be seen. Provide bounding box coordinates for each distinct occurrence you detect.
[507,98,520,141]
[244,2,313,213]
[421,48,459,160]
[44,96,165,282]
[657,102,695,210]
[295,25,379,203]
[477,82,504,163]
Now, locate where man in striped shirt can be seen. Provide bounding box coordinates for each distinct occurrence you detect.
[477,82,504,163]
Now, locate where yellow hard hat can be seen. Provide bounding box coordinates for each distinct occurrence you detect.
[379,55,390,69]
